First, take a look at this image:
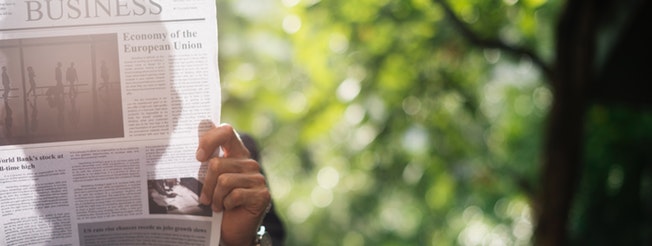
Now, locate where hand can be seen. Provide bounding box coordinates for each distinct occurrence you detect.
[196,123,271,246]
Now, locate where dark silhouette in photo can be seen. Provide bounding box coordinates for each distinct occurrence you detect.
[2,66,10,99]
[68,91,80,128]
[66,62,78,97]
[99,60,109,91]
[0,34,124,145]
[147,178,212,217]
[28,97,38,131]
[3,100,12,138]
[47,62,66,117]
[55,62,62,86]
[27,66,36,97]
[47,64,66,131]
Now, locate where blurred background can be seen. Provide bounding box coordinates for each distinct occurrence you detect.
[215,0,651,245]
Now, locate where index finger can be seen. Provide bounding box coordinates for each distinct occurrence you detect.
[196,123,250,161]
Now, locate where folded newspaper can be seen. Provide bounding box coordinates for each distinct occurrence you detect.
[0,1,223,245]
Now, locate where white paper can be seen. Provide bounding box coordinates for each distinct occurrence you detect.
[0,1,222,245]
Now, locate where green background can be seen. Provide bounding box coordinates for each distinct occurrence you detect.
[216,0,652,245]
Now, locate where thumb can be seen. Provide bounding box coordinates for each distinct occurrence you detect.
[196,123,250,161]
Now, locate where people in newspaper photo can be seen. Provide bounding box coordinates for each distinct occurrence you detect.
[0,34,124,146]
[147,177,212,217]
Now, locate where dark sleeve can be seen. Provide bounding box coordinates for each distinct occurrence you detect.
[240,133,287,246]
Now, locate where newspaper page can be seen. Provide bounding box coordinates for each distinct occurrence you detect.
[0,1,222,245]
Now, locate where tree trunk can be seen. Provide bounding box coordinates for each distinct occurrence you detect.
[535,0,597,245]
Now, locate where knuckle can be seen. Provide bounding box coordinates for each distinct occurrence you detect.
[225,189,244,210]
[217,174,231,187]
[242,159,260,172]
[228,189,242,203]
[260,188,271,202]
[208,158,221,173]
[252,173,266,186]
[219,123,234,133]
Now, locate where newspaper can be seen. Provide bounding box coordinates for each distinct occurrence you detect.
[0,1,223,245]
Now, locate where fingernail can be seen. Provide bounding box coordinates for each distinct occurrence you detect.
[196,148,206,161]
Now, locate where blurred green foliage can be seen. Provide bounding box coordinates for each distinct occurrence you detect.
[216,0,651,245]
[217,0,553,245]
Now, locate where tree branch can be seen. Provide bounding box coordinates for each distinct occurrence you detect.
[433,0,554,81]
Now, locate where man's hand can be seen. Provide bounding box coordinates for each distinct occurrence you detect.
[196,123,270,246]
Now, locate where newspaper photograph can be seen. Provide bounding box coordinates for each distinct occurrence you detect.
[0,1,222,245]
